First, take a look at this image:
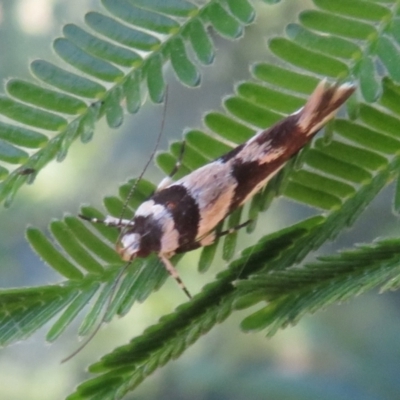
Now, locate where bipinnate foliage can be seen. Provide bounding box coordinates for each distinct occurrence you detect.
[0,0,254,207]
[1,0,400,399]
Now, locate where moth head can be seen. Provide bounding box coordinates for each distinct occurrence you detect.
[116,232,141,261]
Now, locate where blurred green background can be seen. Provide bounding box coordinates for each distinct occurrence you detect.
[1,1,400,399]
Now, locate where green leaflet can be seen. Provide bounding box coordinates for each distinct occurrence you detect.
[358,56,381,102]
[123,72,141,114]
[130,0,198,18]
[252,63,319,94]
[300,10,377,39]
[206,2,244,38]
[63,23,143,68]
[85,11,161,51]
[0,140,28,164]
[46,284,100,342]
[0,286,78,346]
[187,18,215,65]
[185,129,231,159]
[7,79,87,115]
[64,216,121,264]
[26,227,84,280]
[31,60,106,99]
[204,112,254,142]
[0,96,67,131]
[313,0,391,21]
[50,220,104,275]
[269,37,349,78]
[168,36,201,87]
[237,82,304,114]
[287,23,362,59]
[102,0,180,35]
[226,0,255,24]
[225,96,282,128]
[0,122,47,148]
[376,35,400,82]
[53,38,125,82]
[146,54,166,103]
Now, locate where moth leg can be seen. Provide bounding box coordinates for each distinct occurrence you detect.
[217,220,252,239]
[194,220,252,252]
[156,141,186,192]
[176,220,252,255]
[159,254,192,299]
[79,214,134,228]
[199,220,252,248]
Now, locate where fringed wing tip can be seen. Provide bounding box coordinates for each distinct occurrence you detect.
[299,80,356,133]
[332,81,356,103]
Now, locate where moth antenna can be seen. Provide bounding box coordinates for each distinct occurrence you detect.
[118,86,169,226]
[159,254,192,299]
[61,261,132,363]
[69,91,171,359]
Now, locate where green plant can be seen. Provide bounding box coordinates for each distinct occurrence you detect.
[1,0,400,399]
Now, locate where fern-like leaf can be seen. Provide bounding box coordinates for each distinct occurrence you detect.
[69,226,400,399]
[0,0,255,207]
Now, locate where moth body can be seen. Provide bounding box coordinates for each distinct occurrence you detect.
[85,81,355,297]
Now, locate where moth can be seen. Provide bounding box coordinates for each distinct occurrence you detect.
[82,80,355,298]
